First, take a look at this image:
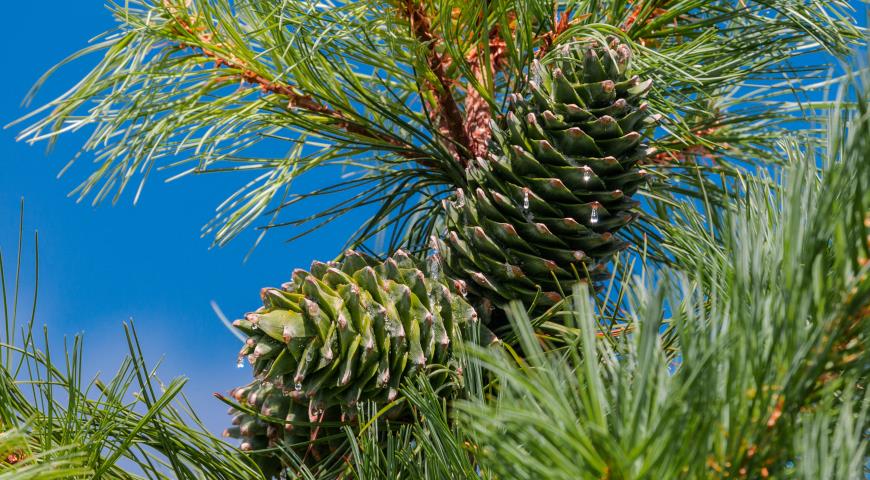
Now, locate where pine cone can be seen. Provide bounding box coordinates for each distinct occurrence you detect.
[439,38,654,309]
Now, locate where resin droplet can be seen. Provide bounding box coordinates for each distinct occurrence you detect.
[452,188,466,208]
[236,358,244,369]
[522,188,530,210]
[428,254,441,281]
[590,205,600,224]
[429,235,439,255]
[582,167,592,183]
[530,60,542,86]
[295,383,303,391]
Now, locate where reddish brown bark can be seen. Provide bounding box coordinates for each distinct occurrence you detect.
[405,1,473,162]
[464,22,508,159]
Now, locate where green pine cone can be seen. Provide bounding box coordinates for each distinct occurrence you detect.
[438,38,654,309]
[224,249,491,471]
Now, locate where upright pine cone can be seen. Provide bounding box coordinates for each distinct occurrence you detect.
[224,249,489,472]
[438,38,654,309]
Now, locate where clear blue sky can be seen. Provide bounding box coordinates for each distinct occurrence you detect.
[0,3,362,434]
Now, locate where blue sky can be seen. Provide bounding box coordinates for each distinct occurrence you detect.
[0,3,362,434]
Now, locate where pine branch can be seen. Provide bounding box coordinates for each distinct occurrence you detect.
[463,5,509,159]
[13,0,863,255]
[404,0,473,162]
[162,0,424,162]
[534,6,585,59]
[457,80,870,475]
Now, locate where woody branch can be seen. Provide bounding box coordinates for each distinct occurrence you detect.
[160,1,425,162]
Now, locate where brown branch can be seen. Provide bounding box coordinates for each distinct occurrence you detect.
[159,1,427,163]
[535,8,588,59]
[464,11,509,159]
[621,4,674,47]
[405,1,472,163]
[647,123,724,165]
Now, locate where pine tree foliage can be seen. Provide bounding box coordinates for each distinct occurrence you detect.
[2,1,868,479]
[0,209,265,479]
[14,0,861,257]
[7,68,866,478]
[457,70,870,479]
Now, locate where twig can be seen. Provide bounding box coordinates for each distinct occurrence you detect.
[464,9,509,159]
[648,124,724,165]
[160,1,426,162]
[405,0,472,163]
[535,7,584,59]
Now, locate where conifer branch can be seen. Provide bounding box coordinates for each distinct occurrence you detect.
[161,0,424,162]
[464,8,509,159]
[404,0,472,162]
[535,7,585,59]
[13,0,862,253]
